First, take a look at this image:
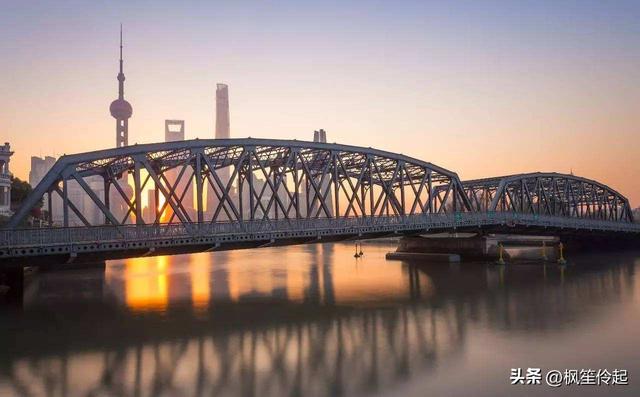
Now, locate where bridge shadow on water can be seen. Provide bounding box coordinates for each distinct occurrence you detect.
[0,242,638,397]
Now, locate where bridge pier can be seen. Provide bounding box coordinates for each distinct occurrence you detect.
[389,234,563,262]
[390,235,499,261]
[0,266,24,304]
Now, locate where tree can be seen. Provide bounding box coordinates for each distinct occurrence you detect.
[10,176,42,217]
[10,177,33,208]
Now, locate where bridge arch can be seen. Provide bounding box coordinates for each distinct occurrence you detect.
[7,138,471,229]
[461,172,634,223]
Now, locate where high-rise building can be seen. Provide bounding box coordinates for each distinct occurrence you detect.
[29,155,56,188]
[0,142,14,216]
[306,130,333,217]
[29,155,57,218]
[164,120,194,220]
[29,156,56,191]
[215,83,230,140]
[313,129,327,143]
[208,83,232,220]
[29,154,98,226]
[165,119,185,142]
[143,189,157,224]
[298,129,334,218]
[84,178,105,225]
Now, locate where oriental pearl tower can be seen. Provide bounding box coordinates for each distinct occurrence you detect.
[110,25,132,147]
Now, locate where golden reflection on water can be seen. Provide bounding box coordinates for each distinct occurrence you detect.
[189,253,210,311]
[123,255,169,311]
[107,242,432,311]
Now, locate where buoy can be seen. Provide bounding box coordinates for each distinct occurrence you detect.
[359,242,364,256]
[354,243,360,258]
[541,241,548,261]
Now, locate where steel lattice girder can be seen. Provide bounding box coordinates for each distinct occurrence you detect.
[6,138,471,229]
[461,172,634,223]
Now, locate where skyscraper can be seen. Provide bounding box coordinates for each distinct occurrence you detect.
[309,130,333,217]
[165,119,185,142]
[215,83,230,140]
[164,120,194,220]
[313,129,327,143]
[29,155,57,217]
[29,156,56,188]
[208,84,232,220]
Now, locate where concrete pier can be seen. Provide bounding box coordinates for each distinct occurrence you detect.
[386,252,461,262]
[392,234,560,262]
[395,235,497,260]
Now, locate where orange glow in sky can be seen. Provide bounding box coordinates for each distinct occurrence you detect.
[3,2,639,206]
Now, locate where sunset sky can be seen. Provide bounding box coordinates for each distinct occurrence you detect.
[2,1,639,205]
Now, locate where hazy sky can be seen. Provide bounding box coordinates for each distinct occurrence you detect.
[2,1,639,205]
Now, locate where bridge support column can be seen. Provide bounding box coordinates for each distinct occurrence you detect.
[1,266,24,304]
[391,235,495,261]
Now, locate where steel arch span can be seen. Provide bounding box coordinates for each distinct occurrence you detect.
[7,138,471,229]
[461,173,634,223]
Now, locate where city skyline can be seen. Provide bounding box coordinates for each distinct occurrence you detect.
[2,1,639,205]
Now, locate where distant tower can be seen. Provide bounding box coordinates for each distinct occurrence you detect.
[108,25,134,224]
[309,130,333,217]
[165,120,185,142]
[209,84,231,219]
[0,142,14,216]
[313,129,327,143]
[29,155,57,216]
[110,25,133,148]
[164,120,194,220]
[215,83,230,139]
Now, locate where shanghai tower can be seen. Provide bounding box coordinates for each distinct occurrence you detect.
[215,83,230,139]
[208,83,231,219]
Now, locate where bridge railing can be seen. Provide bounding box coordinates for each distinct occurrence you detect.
[1,214,435,248]
[1,212,639,250]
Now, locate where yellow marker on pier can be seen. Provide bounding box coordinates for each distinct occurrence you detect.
[557,242,567,265]
[496,243,506,265]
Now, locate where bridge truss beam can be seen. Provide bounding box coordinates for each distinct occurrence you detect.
[461,173,634,223]
[6,139,471,229]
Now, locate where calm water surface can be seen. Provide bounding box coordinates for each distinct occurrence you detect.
[1,241,639,396]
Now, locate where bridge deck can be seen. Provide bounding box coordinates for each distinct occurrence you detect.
[2,213,639,266]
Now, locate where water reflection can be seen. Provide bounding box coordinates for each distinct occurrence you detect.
[124,256,169,311]
[105,243,432,310]
[0,243,638,397]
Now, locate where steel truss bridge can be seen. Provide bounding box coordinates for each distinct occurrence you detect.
[1,138,638,265]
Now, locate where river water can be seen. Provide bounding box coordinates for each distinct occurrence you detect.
[1,240,639,396]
